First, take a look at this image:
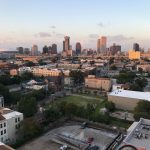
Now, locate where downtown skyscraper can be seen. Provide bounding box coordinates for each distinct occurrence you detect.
[97,36,107,54]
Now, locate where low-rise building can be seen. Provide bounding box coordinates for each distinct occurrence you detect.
[108,89,150,110]
[128,50,141,60]
[0,107,23,144]
[85,75,112,91]
[137,64,150,72]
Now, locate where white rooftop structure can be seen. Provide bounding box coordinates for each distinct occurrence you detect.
[109,89,150,101]
[121,118,150,150]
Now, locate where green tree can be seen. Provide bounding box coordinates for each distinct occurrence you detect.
[21,72,34,81]
[25,61,35,67]
[0,84,10,104]
[44,106,61,122]
[21,118,42,140]
[134,100,150,120]
[105,101,116,112]
[70,70,84,85]
[18,97,37,117]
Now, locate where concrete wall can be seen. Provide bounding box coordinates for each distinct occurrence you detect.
[108,95,140,111]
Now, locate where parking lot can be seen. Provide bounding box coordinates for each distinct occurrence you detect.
[18,124,119,150]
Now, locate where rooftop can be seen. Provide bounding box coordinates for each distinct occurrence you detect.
[122,118,150,150]
[109,89,150,101]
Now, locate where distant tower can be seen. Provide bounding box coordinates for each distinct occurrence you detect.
[17,47,24,54]
[51,44,57,54]
[133,43,140,51]
[31,45,38,56]
[76,42,81,55]
[100,36,107,53]
[109,43,121,55]
[97,39,101,53]
[63,36,70,51]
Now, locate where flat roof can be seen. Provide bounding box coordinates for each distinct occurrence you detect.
[123,118,150,150]
[109,89,150,101]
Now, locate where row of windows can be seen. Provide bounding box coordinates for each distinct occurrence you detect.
[1,129,6,135]
[16,124,20,129]
[0,122,6,128]
[15,117,20,123]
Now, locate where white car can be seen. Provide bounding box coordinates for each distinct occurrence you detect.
[59,145,68,150]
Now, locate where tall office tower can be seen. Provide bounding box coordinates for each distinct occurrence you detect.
[42,45,49,54]
[24,48,30,55]
[133,43,140,51]
[17,47,24,54]
[109,43,121,55]
[100,36,107,53]
[51,44,57,54]
[97,39,101,53]
[31,45,38,56]
[76,42,81,55]
[63,36,70,51]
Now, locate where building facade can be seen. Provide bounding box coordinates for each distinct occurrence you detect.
[85,75,112,91]
[0,107,23,144]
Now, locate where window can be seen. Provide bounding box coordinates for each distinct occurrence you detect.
[15,118,17,123]
[1,131,3,135]
[4,129,6,134]
[4,123,6,127]
[15,124,18,129]
[18,117,20,122]
[0,124,2,128]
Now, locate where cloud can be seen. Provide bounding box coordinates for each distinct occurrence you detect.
[55,33,64,37]
[89,34,99,39]
[108,34,134,41]
[34,32,51,38]
[97,22,104,27]
[50,25,56,29]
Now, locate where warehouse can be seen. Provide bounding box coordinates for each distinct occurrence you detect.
[108,89,150,111]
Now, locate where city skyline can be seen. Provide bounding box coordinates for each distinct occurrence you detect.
[0,0,150,51]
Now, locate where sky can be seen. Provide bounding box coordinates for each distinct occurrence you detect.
[0,0,150,51]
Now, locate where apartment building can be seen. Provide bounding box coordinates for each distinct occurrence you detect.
[85,75,112,92]
[0,107,23,144]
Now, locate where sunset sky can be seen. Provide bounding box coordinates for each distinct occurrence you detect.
[0,0,150,51]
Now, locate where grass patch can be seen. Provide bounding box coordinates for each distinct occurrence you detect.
[110,117,132,129]
[57,95,103,107]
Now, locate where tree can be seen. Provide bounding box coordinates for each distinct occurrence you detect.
[110,65,117,70]
[0,84,10,104]
[21,72,34,81]
[38,60,47,66]
[25,61,35,67]
[134,100,150,120]
[105,101,116,112]
[44,106,61,122]
[20,118,42,140]
[18,97,37,117]
[69,70,84,85]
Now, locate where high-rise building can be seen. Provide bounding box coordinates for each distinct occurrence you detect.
[97,39,101,53]
[76,42,81,55]
[100,36,107,53]
[133,43,140,51]
[24,48,30,55]
[42,46,49,54]
[109,43,121,55]
[51,44,57,54]
[31,45,38,56]
[63,36,70,51]
[17,47,24,54]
